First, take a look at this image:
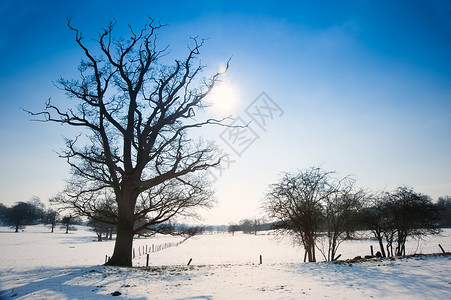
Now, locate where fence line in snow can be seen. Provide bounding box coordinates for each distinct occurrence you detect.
[104,236,192,264]
[132,240,186,259]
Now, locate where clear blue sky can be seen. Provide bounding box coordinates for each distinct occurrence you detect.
[1,0,450,224]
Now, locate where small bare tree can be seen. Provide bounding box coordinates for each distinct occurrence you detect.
[320,180,364,261]
[387,187,440,256]
[264,167,364,262]
[60,215,81,234]
[27,17,229,266]
[239,219,255,234]
[360,193,389,257]
[3,199,45,232]
[264,167,336,262]
[362,187,440,257]
[0,203,7,225]
[87,217,115,241]
[42,208,59,233]
[437,196,451,227]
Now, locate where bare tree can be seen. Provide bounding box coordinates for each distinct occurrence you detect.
[179,225,205,238]
[0,203,7,225]
[3,200,44,232]
[361,187,440,257]
[228,223,239,236]
[87,217,114,241]
[320,180,364,261]
[42,208,59,233]
[387,187,440,256]
[437,196,451,228]
[264,167,336,262]
[239,219,255,234]
[253,217,267,235]
[236,217,267,235]
[360,193,389,257]
[60,215,81,234]
[27,18,229,266]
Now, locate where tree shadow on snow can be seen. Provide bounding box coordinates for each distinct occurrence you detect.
[290,256,450,299]
[55,233,106,245]
[174,296,213,300]
[0,266,147,299]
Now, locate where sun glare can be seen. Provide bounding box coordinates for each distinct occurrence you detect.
[209,83,239,115]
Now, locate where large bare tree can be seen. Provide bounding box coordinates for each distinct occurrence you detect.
[27,18,228,267]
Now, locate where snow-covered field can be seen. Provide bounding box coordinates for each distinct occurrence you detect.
[0,225,450,299]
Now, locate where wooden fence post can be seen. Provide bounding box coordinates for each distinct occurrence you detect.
[259,255,262,264]
[187,258,193,266]
[146,254,150,267]
[439,244,446,254]
[370,245,374,257]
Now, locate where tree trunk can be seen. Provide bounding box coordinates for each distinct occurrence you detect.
[306,247,313,262]
[387,241,394,257]
[15,225,19,233]
[396,231,406,256]
[106,220,134,266]
[312,245,316,262]
[330,235,338,261]
[374,230,386,258]
[305,242,316,262]
[378,237,386,257]
[105,193,136,267]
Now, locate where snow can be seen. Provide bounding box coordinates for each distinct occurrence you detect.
[0,225,450,299]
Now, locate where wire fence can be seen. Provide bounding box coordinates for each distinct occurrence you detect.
[132,240,186,259]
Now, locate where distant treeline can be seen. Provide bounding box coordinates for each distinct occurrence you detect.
[1,195,450,239]
[0,197,81,233]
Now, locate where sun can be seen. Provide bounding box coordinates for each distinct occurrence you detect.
[209,82,239,115]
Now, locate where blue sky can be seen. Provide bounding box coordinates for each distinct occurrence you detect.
[1,0,450,224]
